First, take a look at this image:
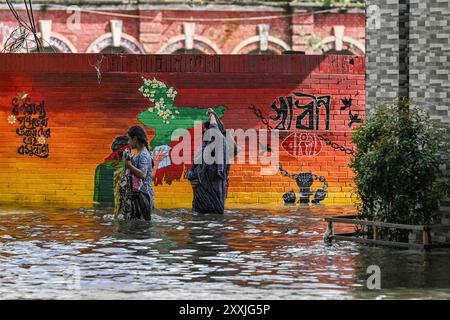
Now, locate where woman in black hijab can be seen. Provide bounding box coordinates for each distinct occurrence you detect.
[186,108,230,214]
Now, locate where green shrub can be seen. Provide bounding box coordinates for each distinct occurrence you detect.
[350,98,450,240]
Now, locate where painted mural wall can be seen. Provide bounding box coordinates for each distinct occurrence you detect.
[0,54,365,208]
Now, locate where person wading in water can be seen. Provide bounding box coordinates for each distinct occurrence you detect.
[114,125,166,220]
[186,108,231,214]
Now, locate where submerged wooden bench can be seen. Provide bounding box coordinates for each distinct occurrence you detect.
[324,215,450,250]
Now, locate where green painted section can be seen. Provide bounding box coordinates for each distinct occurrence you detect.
[94,77,229,205]
[137,76,227,147]
[93,160,124,204]
[138,105,227,147]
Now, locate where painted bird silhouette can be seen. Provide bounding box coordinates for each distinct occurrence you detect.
[348,110,362,127]
[340,97,352,110]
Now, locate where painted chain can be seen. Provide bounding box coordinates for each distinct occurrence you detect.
[316,134,355,156]
[249,105,355,156]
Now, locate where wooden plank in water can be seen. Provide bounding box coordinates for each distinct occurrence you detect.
[334,234,424,249]
[325,217,425,231]
[423,243,450,249]
[428,224,450,231]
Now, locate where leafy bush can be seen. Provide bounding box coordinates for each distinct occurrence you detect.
[350,98,450,239]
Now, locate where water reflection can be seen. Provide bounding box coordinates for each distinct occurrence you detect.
[0,205,450,299]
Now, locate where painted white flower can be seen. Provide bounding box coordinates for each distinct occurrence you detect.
[171,115,175,119]
[148,107,154,113]
[167,91,177,99]
[7,115,16,125]
[175,110,180,114]
[37,136,46,145]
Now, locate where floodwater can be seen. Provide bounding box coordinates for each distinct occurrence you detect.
[1,205,450,300]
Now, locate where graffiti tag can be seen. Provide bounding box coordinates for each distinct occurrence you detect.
[11,95,50,158]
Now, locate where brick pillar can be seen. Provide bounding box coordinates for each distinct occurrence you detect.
[291,10,314,53]
[365,0,400,111]
[366,0,450,242]
[139,11,163,54]
[398,0,410,100]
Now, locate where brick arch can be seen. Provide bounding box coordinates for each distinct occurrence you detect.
[313,36,365,55]
[231,36,291,54]
[157,35,222,54]
[86,33,145,54]
[43,32,78,53]
[2,31,77,53]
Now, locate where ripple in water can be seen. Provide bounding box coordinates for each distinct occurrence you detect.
[1,205,450,299]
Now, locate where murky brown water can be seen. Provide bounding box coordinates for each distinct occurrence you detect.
[1,205,450,299]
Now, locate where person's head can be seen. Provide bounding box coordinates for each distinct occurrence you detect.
[127,125,149,150]
[203,121,210,133]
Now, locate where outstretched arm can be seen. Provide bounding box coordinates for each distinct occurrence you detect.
[207,108,218,125]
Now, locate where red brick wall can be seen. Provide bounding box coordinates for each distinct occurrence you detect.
[0,8,365,55]
[0,54,365,207]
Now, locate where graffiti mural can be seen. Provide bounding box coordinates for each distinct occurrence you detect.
[93,135,128,204]
[250,96,358,157]
[278,164,328,205]
[269,93,330,158]
[0,54,365,207]
[93,76,229,204]
[282,189,297,204]
[340,96,362,127]
[349,110,362,127]
[281,132,323,157]
[247,91,362,204]
[340,97,352,110]
[270,93,331,131]
[8,93,50,158]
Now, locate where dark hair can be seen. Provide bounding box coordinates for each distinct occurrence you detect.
[111,135,129,152]
[127,125,149,150]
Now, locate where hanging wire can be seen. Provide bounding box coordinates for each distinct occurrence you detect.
[2,0,48,53]
[88,55,105,84]
[43,3,351,22]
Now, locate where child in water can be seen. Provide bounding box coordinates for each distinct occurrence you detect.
[114,125,167,220]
